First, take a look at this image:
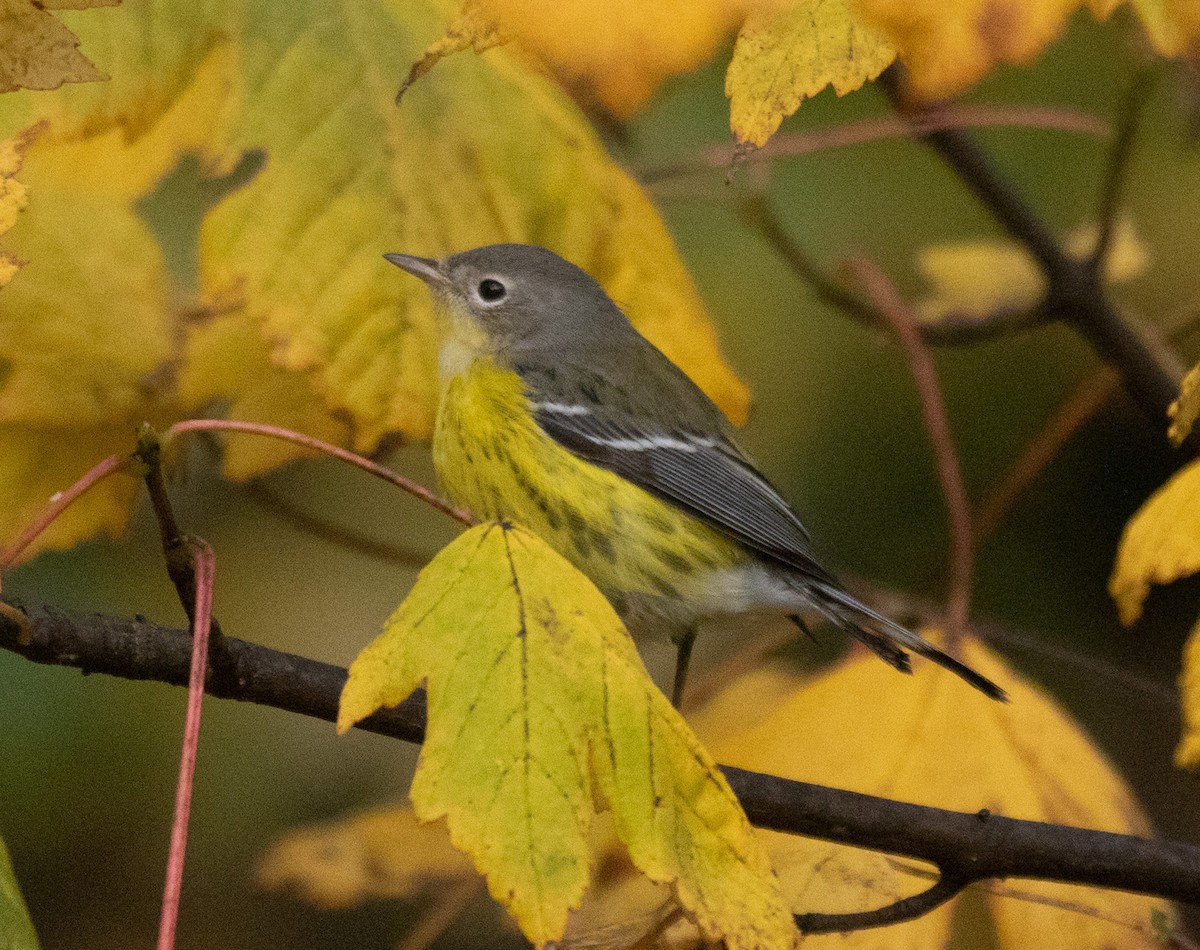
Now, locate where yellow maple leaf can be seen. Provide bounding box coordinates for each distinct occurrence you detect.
[915,217,1149,325]
[0,0,747,548]
[1175,617,1200,768]
[0,422,139,557]
[0,833,38,950]
[258,804,478,910]
[462,0,767,120]
[1090,0,1200,57]
[339,521,794,950]
[0,125,35,286]
[691,636,1171,947]
[852,0,1081,99]
[1168,361,1200,446]
[1110,457,1200,625]
[0,0,115,94]
[727,0,896,148]
[854,0,1200,100]
[177,309,351,480]
[199,0,749,451]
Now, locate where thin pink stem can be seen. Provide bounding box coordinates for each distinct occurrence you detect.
[643,105,1109,183]
[844,257,974,638]
[156,539,215,950]
[166,419,474,526]
[0,452,127,588]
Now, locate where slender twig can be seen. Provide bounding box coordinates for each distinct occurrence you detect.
[742,194,1046,345]
[797,872,970,934]
[974,370,1120,542]
[879,66,1185,431]
[156,540,215,950]
[3,602,1200,929]
[843,257,974,636]
[166,420,473,527]
[641,105,1110,183]
[1091,70,1159,279]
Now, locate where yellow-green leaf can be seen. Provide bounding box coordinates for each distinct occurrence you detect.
[1168,362,1200,446]
[915,218,1149,325]
[1175,616,1200,768]
[339,521,793,950]
[0,835,38,950]
[258,804,479,910]
[1110,457,1200,625]
[199,0,749,451]
[177,309,351,480]
[0,0,114,94]
[0,125,34,286]
[692,635,1172,946]
[1090,0,1200,57]
[0,422,138,559]
[471,0,763,119]
[727,0,895,148]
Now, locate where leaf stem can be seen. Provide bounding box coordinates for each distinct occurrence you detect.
[165,419,474,526]
[842,257,973,637]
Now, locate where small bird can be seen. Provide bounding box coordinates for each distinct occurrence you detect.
[385,244,1004,705]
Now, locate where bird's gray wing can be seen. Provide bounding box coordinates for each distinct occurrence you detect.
[516,354,835,585]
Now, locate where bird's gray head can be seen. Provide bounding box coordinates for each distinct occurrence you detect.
[384,244,633,360]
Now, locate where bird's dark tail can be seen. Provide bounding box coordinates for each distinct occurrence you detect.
[808,581,1007,701]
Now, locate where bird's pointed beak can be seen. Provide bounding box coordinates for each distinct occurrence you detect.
[383,253,450,290]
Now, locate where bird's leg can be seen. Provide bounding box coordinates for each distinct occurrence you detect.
[670,626,698,709]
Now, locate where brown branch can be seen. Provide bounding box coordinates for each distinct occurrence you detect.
[879,66,1186,434]
[842,257,974,636]
[974,370,1120,542]
[4,600,1200,932]
[797,872,970,934]
[741,194,1047,346]
[1091,69,1159,279]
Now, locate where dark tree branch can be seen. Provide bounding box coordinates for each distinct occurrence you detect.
[1091,69,1159,278]
[879,66,1187,431]
[4,599,1200,933]
[796,872,969,934]
[741,192,1049,346]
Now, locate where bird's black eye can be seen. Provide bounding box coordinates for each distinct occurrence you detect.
[478,278,507,303]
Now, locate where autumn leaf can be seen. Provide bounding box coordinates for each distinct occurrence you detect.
[423,0,768,120]
[198,0,749,452]
[0,0,115,94]
[1175,617,1200,768]
[0,125,35,286]
[1110,456,1200,625]
[0,0,746,542]
[1168,361,1200,446]
[339,521,794,950]
[915,218,1149,325]
[727,0,895,148]
[258,804,479,910]
[690,636,1171,946]
[0,834,38,950]
[1090,0,1200,57]
[854,0,1200,100]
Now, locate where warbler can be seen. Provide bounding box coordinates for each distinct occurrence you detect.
[385,244,1003,705]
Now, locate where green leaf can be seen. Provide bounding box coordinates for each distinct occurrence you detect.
[339,521,794,950]
[0,835,39,950]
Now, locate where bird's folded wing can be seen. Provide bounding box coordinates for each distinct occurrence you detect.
[532,397,837,585]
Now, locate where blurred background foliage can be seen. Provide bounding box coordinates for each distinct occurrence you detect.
[3,7,1200,947]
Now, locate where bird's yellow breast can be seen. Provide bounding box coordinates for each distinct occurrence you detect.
[433,359,742,609]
